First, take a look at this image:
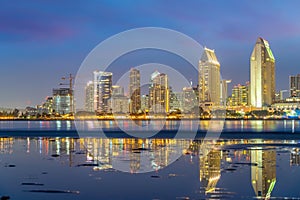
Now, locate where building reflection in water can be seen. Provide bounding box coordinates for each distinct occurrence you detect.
[0,137,14,154]
[0,136,289,198]
[290,148,300,166]
[81,138,191,173]
[250,141,276,199]
[199,145,222,194]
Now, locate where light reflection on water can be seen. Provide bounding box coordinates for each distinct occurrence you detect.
[1,137,300,199]
[0,120,299,133]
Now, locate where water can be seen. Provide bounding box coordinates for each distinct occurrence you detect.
[0,120,299,133]
[1,120,300,199]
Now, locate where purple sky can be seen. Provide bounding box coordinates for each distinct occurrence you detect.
[1,0,300,108]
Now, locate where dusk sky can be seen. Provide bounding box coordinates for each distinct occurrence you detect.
[1,0,300,108]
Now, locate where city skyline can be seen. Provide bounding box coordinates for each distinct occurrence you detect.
[1,1,300,108]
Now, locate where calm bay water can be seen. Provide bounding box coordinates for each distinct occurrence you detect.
[0,119,300,133]
[1,120,300,199]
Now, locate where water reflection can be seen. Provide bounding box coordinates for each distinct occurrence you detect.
[1,137,300,199]
[83,138,191,173]
[250,146,276,199]
[199,148,221,194]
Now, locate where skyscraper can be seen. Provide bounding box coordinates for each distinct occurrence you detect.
[169,87,182,112]
[199,47,221,105]
[141,94,149,113]
[220,80,231,106]
[250,37,276,107]
[149,71,169,113]
[290,74,300,97]
[85,81,94,112]
[93,71,112,113]
[129,68,141,114]
[182,87,197,113]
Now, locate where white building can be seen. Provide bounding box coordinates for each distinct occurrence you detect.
[250,37,275,107]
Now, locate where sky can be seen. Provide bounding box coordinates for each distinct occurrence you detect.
[1,0,300,108]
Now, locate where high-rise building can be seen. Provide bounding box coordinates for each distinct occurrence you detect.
[169,88,182,112]
[93,71,113,113]
[250,37,276,107]
[52,88,72,114]
[231,84,249,106]
[149,71,169,113]
[199,47,221,105]
[182,87,197,113]
[85,81,94,112]
[129,68,141,114]
[290,74,300,97]
[220,80,231,106]
[141,94,149,112]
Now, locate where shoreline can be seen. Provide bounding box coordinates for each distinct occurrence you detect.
[0,118,299,121]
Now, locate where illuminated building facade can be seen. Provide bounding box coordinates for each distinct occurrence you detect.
[199,47,221,105]
[182,87,197,113]
[149,71,169,113]
[141,94,149,112]
[52,88,72,114]
[169,89,182,112]
[85,81,94,112]
[38,96,53,115]
[129,68,141,114]
[109,85,129,114]
[290,74,300,97]
[112,85,124,96]
[250,37,276,107]
[231,83,249,106]
[93,71,113,113]
[220,80,231,106]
